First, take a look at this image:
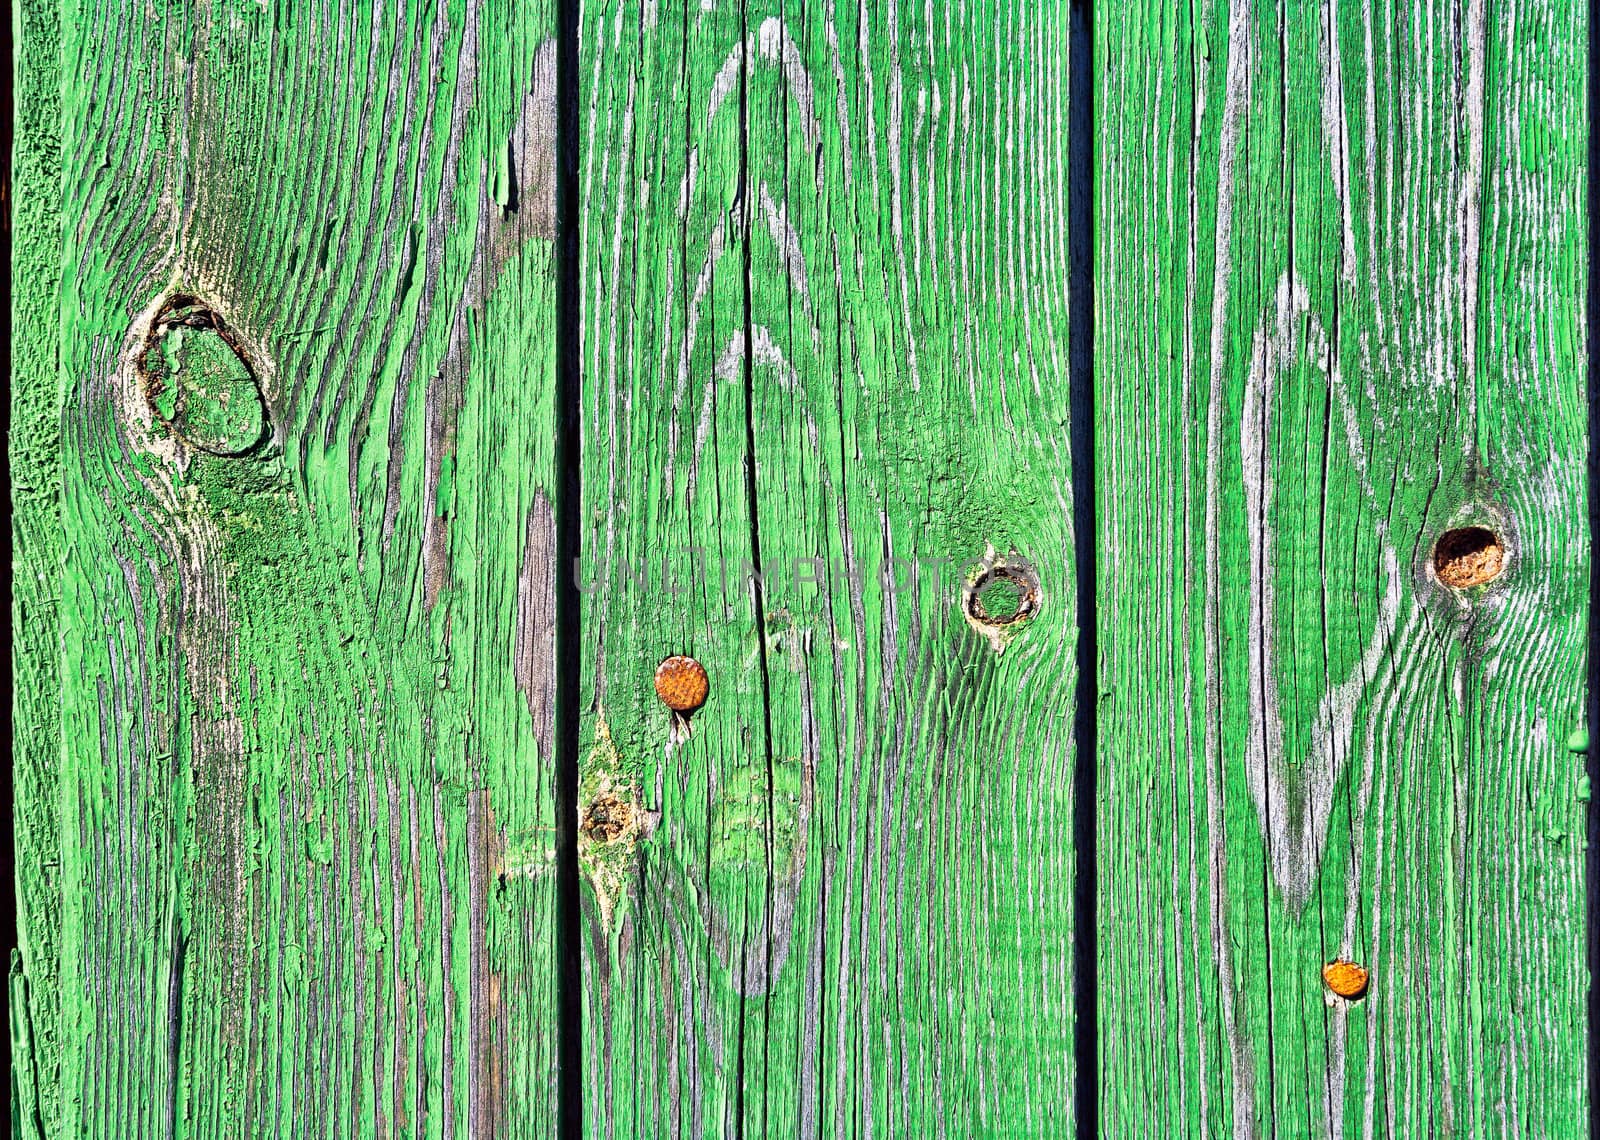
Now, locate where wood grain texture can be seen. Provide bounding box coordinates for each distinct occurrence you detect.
[18,1,1592,1135]
[19,1,563,1135]
[12,1,67,1136]
[1096,0,1589,1134]
[577,2,1078,1135]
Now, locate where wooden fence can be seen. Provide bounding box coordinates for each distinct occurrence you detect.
[11,0,1590,1136]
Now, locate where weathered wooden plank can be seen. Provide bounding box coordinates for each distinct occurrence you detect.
[32,1,563,1134]
[578,2,1078,1134]
[574,4,765,1135]
[12,1,68,1136]
[1096,1,1588,1134]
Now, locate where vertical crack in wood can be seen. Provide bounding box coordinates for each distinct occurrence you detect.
[467,788,507,1140]
[731,3,779,1133]
[1198,0,1258,1132]
[162,929,186,1140]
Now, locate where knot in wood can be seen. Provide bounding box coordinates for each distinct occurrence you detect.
[967,565,1040,628]
[1433,526,1505,589]
[139,294,269,457]
[581,792,634,844]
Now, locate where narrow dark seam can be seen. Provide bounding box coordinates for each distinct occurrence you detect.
[735,2,776,830]
[1586,0,1600,1132]
[1319,259,1342,1132]
[1259,54,1297,1130]
[733,1,779,1135]
[553,0,583,1131]
[1067,1,1099,1136]
[760,0,798,1127]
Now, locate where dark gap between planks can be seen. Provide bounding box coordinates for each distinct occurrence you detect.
[553,0,583,1132]
[0,0,19,1113]
[1067,0,1100,1134]
[1586,0,1599,1131]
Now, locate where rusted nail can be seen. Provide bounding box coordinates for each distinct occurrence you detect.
[1322,959,1370,1000]
[655,655,709,714]
[1433,526,1505,589]
[655,654,709,744]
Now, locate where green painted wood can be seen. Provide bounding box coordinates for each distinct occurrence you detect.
[15,1,564,1135]
[18,2,1593,1135]
[1096,0,1589,1134]
[577,2,1078,1134]
[12,1,68,1136]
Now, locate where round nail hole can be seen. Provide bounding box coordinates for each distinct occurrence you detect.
[581,792,634,844]
[967,565,1039,628]
[1433,526,1505,589]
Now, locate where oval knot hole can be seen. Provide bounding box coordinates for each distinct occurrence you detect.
[1433,526,1505,589]
[967,565,1040,627]
[139,294,269,457]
